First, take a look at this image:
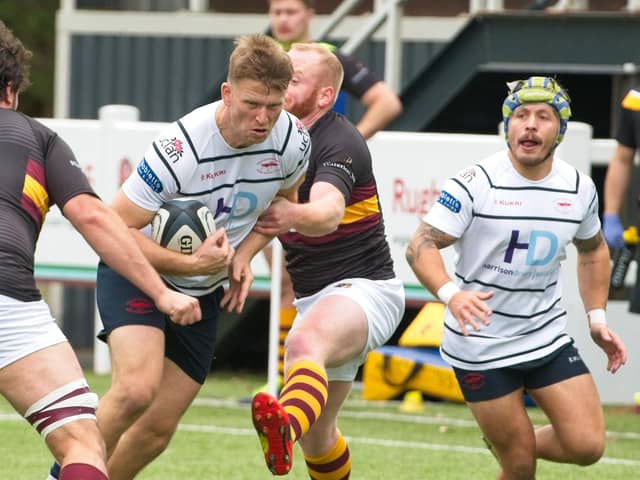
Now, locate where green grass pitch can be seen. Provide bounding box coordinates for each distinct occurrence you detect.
[1,371,638,479]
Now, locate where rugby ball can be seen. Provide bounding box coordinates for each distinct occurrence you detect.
[151,199,215,254]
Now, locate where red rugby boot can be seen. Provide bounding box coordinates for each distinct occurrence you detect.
[251,392,293,475]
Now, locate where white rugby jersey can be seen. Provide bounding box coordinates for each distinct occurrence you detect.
[123,101,310,295]
[424,150,601,370]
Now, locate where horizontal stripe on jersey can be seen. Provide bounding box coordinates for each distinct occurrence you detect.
[122,101,310,296]
[0,109,95,301]
[425,150,600,370]
[281,111,394,297]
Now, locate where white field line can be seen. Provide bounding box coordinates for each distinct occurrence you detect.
[191,397,640,440]
[4,397,640,441]
[0,413,21,421]
[177,423,640,467]
[1,407,637,466]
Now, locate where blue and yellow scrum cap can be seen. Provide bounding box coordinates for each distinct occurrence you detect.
[502,76,572,146]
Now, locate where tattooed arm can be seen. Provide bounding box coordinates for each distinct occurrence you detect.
[574,231,627,373]
[574,231,611,312]
[405,221,457,296]
[406,221,493,335]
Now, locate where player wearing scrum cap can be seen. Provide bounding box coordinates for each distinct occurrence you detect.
[406,76,626,479]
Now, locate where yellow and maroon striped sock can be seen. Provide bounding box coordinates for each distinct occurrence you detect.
[278,307,297,382]
[279,360,328,442]
[304,431,351,480]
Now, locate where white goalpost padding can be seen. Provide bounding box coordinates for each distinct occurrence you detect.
[267,241,283,397]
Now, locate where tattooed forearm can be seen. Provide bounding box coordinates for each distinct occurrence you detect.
[406,222,456,266]
[574,230,604,253]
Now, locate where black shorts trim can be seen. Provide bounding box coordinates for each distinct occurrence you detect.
[96,262,222,384]
[452,342,590,403]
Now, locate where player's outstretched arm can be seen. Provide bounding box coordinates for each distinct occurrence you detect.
[357,81,403,140]
[406,221,457,296]
[575,231,627,373]
[603,144,635,248]
[603,144,635,218]
[255,182,344,237]
[590,323,627,373]
[62,193,201,325]
[406,221,492,335]
[574,232,611,313]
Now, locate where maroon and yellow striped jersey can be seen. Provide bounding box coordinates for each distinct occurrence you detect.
[0,109,95,301]
[280,111,395,297]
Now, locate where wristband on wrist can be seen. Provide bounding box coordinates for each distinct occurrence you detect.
[587,308,607,327]
[437,281,460,304]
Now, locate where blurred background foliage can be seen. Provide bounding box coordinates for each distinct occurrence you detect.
[1,0,57,117]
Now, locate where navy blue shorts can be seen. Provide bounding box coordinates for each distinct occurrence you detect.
[452,343,590,403]
[96,262,222,384]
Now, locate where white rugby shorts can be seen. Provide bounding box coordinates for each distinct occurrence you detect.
[0,294,67,369]
[292,277,405,381]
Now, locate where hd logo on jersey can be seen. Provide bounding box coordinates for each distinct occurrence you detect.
[213,191,258,220]
[504,230,558,266]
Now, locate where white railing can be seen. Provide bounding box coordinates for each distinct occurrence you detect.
[61,0,640,14]
[232,0,635,13]
[340,0,408,94]
[469,0,504,13]
[53,1,465,118]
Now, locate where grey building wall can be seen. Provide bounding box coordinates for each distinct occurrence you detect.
[70,35,234,121]
[69,35,445,123]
